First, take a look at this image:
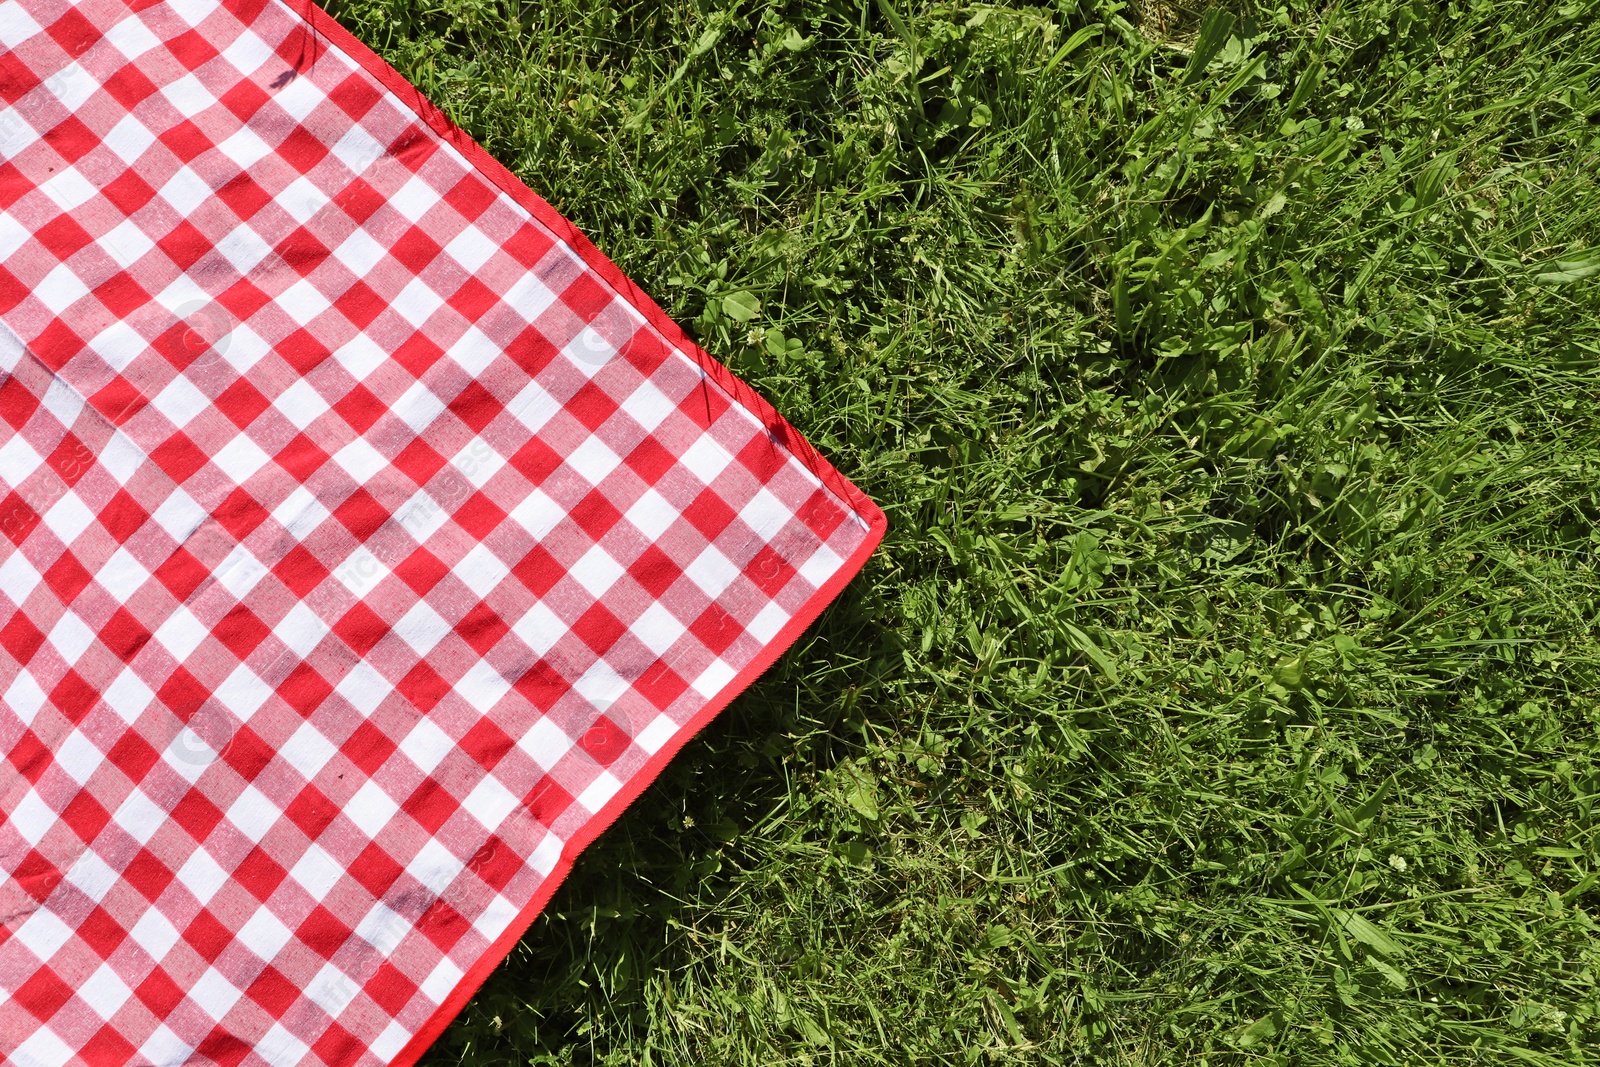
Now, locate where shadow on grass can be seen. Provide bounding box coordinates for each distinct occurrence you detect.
[418,577,890,1065]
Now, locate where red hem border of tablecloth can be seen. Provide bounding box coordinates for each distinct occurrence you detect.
[264,4,888,1064]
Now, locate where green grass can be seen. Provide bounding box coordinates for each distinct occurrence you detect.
[325,0,1600,1062]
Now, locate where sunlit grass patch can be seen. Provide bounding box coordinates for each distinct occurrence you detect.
[328,0,1600,1062]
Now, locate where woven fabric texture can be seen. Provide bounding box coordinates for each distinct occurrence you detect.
[0,2,884,1065]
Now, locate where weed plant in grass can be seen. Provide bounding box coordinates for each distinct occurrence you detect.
[326,0,1600,1062]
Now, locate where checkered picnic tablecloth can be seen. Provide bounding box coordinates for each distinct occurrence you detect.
[0,2,884,1065]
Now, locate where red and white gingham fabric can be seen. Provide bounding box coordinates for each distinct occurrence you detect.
[0,1,884,1064]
